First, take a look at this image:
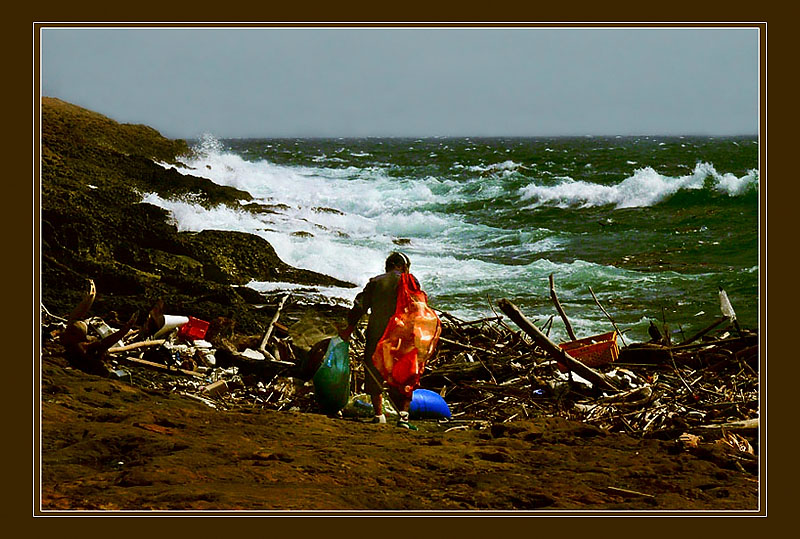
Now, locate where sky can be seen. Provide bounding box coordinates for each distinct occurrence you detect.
[40,26,760,139]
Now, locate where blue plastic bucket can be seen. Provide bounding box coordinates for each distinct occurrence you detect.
[409,388,452,420]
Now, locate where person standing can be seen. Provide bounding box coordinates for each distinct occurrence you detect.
[339,252,420,429]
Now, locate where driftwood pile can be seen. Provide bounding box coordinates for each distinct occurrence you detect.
[42,285,759,442]
[421,300,759,439]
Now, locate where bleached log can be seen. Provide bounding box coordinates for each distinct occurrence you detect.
[259,293,290,357]
[107,340,166,354]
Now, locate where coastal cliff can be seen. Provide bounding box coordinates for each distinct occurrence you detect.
[40,97,354,334]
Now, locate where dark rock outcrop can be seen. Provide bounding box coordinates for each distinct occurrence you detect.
[177,230,352,288]
[40,97,355,334]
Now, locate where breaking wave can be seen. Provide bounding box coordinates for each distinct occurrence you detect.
[518,163,758,209]
[144,134,758,342]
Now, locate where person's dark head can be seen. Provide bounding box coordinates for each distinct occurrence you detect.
[385,251,411,273]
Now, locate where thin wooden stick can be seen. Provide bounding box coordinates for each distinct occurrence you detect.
[40,303,68,323]
[669,335,754,352]
[550,274,577,340]
[669,350,695,395]
[259,293,290,353]
[487,295,517,334]
[459,316,504,327]
[680,315,730,345]
[588,287,627,346]
[107,339,167,353]
[433,307,467,325]
[438,336,499,356]
[543,314,555,337]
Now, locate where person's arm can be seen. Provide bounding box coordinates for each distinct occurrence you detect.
[339,280,374,341]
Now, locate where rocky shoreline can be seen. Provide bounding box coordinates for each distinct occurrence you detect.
[41,97,355,340]
[37,98,759,512]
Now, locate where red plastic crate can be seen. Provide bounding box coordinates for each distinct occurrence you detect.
[177,316,210,341]
[557,331,619,372]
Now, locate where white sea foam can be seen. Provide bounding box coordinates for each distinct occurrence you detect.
[141,187,574,316]
[141,193,266,232]
[244,280,361,305]
[144,135,754,341]
[466,160,521,173]
[147,137,498,303]
[518,162,758,209]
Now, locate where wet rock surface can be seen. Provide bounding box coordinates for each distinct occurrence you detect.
[41,97,354,335]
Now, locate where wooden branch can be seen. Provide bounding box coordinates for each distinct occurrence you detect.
[735,344,758,361]
[668,334,756,352]
[438,336,499,356]
[259,294,290,353]
[107,340,166,354]
[549,273,577,341]
[497,298,619,392]
[588,287,627,346]
[459,315,504,327]
[68,279,96,323]
[433,308,467,325]
[542,314,555,338]
[487,296,518,335]
[421,361,498,384]
[680,316,729,346]
[695,418,759,433]
[41,303,68,323]
[116,356,205,378]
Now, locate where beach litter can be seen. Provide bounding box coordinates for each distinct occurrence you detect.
[41,282,758,466]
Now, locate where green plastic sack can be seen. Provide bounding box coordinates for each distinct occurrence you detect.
[312,336,351,414]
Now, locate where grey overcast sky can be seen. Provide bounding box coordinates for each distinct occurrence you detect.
[40,27,759,139]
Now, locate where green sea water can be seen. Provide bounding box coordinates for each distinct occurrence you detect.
[159,134,759,344]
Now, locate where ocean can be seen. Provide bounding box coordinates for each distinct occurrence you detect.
[143,134,759,344]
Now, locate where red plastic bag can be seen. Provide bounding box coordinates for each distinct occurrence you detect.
[372,272,441,397]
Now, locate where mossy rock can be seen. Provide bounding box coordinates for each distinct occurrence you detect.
[40,97,356,337]
[178,230,356,288]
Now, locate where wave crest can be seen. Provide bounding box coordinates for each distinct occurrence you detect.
[519,163,758,209]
